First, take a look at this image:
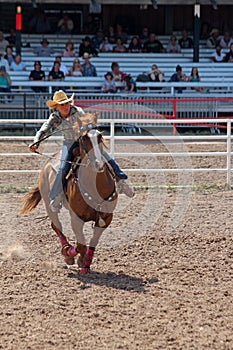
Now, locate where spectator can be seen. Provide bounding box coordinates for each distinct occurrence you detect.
[102,71,117,93]
[48,61,65,93]
[0,49,10,71]
[4,46,15,66]
[53,56,69,76]
[57,14,74,34]
[211,45,225,62]
[147,64,164,82]
[111,61,128,82]
[29,60,46,93]
[113,38,127,53]
[5,29,16,48]
[0,31,9,52]
[143,33,164,53]
[178,29,193,49]
[128,36,142,53]
[34,38,54,57]
[82,14,97,34]
[200,22,210,40]
[68,58,83,76]
[219,31,233,49]
[169,65,187,93]
[78,36,98,57]
[63,41,75,58]
[206,28,220,48]
[91,29,104,53]
[166,35,181,53]
[28,9,51,34]
[123,75,137,93]
[0,66,11,92]
[99,35,113,53]
[10,54,26,71]
[115,23,128,44]
[81,53,97,76]
[106,25,116,45]
[188,67,205,93]
[224,43,233,62]
[139,26,150,46]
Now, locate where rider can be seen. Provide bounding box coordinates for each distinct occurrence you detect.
[29,90,134,213]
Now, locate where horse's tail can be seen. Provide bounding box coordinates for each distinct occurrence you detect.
[19,186,42,216]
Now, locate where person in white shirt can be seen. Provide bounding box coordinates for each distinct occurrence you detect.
[211,45,225,62]
[0,49,10,72]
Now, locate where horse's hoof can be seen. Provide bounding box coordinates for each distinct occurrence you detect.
[79,267,90,274]
[64,256,75,265]
[77,255,85,268]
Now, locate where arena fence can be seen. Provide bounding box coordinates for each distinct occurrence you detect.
[0,118,232,188]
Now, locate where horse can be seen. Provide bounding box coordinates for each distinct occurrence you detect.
[19,113,118,274]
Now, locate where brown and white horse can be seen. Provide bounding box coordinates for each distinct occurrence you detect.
[20,113,118,273]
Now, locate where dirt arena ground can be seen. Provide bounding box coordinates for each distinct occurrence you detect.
[0,141,233,350]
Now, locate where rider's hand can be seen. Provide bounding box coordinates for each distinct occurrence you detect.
[29,144,38,153]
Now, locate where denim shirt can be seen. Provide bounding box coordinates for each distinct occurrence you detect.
[34,105,85,144]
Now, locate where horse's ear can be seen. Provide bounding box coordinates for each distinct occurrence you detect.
[73,117,82,133]
[93,112,98,125]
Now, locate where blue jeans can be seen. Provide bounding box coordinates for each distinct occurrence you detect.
[49,141,73,201]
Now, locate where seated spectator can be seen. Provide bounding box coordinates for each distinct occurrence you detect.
[28,9,51,34]
[91,29,104,53]
[200,22,210,40]
[79,36,98,57]
[99,35,113,53]
[122,75,137,93]
[5,29,16,48]
[166,35,181,53]
[63,41,75,57]
[169,65,187,93]
[53,56,68,76]
[206,28,220,48]
[178,29,193,49]
[10,54,26,71]
[113,38,127,53]
[81,53,97,76]
[147,64,164,82]
[188,67,205,93]
[68,58,83,76]
[0,31,9,52]
[128,36,142,53]
[211,45,225,62]
[48,61,65,92]
[106,25,116,45]
[82,14,97,34]
[29,60,46,93]
[0,66,11,92]
[0,49,10,72]
[219,31,233,49]
[115,23,128,44]
[4,45,15,66]
[143,33,164,53]
[139,26,150,46]
[224,43,233,62]
[111,61,128,82]
[102,71,117,93]
[34,38,54,57]
[57,14,74,34]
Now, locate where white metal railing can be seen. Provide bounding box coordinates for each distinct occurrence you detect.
[0,118,232,187]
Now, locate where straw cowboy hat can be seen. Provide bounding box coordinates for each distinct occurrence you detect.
[46,90,74,109]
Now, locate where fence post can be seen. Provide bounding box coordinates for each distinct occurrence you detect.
[226,119,231,189]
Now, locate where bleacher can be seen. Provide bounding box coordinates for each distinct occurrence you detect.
[3,33,233,94]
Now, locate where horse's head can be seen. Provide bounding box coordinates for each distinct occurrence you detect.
[74,112,104,172]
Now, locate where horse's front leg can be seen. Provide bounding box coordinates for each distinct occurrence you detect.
[80,213,113,274]
[69,209,87,267]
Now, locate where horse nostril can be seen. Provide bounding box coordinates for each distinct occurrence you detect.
[96,161,104,171]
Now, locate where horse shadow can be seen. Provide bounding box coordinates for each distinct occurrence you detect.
[67,270,158,293]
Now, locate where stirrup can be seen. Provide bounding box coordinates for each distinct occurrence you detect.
[117,180,135,198]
